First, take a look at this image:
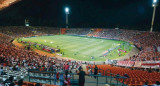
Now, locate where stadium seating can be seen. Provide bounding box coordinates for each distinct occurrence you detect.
[87,65,160,85]
[1,27,160,86]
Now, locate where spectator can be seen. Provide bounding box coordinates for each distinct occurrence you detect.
[35,83,41,86]
[143,81,149,86]
[148,67,152,73]
[88,67,92,78]
[78,68,85,86]
[64,70,71,86]
[123,73,129,78]
[56,72,60,85]
[65,63,69,75]
[18,79,23,86]
[78,66,82,72]
[71,67,76,74]
[56,79,60,85]
[152,81,160,86]
[59,71,64,86]
[0,67,3,75]
[12,66,17,71]
[3,76,15,86]
[115,74,120,78]
[94,65,98,79]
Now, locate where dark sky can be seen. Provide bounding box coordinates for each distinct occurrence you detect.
[0,0,159,31]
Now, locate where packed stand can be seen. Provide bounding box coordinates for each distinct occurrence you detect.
[0,26,59,38]
[84,28,160,62]
[130,32,160,61]
[0,31,82,86]
[66,28,90,35]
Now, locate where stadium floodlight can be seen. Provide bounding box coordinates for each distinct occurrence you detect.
[153,0,157,3]
[65,7,69,28]
[153,0,158,7]
[65,7,69,13]
[152,4,155,7]
[150,0,158,32]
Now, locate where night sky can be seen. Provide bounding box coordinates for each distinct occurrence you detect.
[0,0,159,31]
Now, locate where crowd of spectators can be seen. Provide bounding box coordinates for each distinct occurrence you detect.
[1,26,160,62]
[0,26,160,86]
[130,32,160,61]
[82,29,160,61]
[0,26,59,38]
[0,29,82,86]
[66,28,90,35]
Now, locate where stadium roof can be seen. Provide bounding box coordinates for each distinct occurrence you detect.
[0,0,20,10]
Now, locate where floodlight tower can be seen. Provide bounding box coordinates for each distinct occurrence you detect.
[150,0,158,32]
[65,7,69,28]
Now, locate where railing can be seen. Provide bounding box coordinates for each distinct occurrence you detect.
[104,69,128,86]
[28,69,79,86]
[28,69,128,86]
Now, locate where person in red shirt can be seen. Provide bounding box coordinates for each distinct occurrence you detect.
[64,71,71,86]
[56,72,60,80]
[65,63,69,70]
[65,63,69,77]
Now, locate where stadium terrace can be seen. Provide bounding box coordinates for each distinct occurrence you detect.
[0,26,160,86]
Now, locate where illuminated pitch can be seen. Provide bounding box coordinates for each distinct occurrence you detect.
[19,35,133,61]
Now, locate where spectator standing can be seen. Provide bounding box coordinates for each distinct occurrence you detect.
[94,65,98,79]
[0,67,3,75]
[64,71,71,86]
[18,79,23,86]
[88,67,92,77]
[53,72,57,85]
[78,66,82,72]
[56,72,60,85]
[152,81,160,86]
[65,63,69,75]
[3,76,15,86]
[59,71,64,86]
[78,68,85,86]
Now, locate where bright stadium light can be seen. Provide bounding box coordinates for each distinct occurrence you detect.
[65,7,69,13]
[152,4,155,7]
[65,7,69,28]
[153,0,157,3]
[150,0,158,32]
[152,0,158,7]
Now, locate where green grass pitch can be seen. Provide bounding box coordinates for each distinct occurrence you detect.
[20,35,133,61]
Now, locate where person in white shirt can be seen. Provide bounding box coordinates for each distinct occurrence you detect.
[56,79,60,85]
[88,67,92,77]
[71,68,76,74]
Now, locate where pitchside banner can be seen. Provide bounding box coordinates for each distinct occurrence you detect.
[141,61,160,68]
[134,61,142,67]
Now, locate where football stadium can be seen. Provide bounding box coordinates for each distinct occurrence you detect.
[0,0,160,86]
